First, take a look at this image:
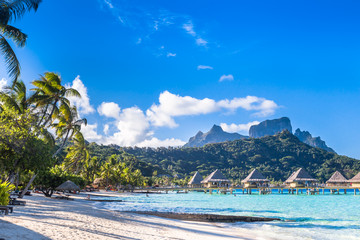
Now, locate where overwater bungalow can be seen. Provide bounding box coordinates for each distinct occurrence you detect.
[285,168,318,188]
[188,171,203,188]
[349,172,360,188]
[326,171,349,187]
[241,169,269,188]
[201,169,231,188]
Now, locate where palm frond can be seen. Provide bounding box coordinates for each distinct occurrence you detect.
[31,79,57,95]
[65,88,81,98]
[0,0,42,25]
[0,90,20,112]
[1,24,27,47]
[44,72,62,89]
[39,128,55,147]
[74,118,87,127]
[0,35,20,86]
[59,104,71,121]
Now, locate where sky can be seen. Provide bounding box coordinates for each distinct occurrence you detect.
[1,0,360,158]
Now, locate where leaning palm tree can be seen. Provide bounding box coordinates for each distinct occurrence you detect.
[63,132,90,174]
[30,72,81,127]
[52,106,87,157]
[0,0,42,86]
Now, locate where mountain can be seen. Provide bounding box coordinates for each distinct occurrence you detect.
[294,128,336,153]
[183,124,248,147]
[120,130,360,182]
[249,117,292,138]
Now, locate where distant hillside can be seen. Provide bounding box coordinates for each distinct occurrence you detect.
[121,130,360,182]
[87,143,164,177]
[184,124,248,147]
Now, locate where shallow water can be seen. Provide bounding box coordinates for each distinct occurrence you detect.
[95,190,360,240]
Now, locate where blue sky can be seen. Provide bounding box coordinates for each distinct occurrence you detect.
[1,0,360,158]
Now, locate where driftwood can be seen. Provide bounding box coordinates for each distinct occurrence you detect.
[128,211,281,223]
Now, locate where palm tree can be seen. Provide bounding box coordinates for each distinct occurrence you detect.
[63,132,90,174]
[0,80,55,144]
[0,80,29,113]
[52,106,87,157]
[30,72,81,127]
[0,0,42,86]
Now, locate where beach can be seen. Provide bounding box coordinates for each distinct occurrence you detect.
[0,193,255,240]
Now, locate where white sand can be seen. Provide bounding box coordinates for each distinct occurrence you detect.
[0,193,256,240]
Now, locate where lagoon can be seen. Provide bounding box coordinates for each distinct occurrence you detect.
[96,191,360,240]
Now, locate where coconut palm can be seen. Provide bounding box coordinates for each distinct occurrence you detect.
[63,132,90,174]
[0,80,29,113]
[0,80,55,145]
[30,72,81,127]
[52,106,87,157]
[0,0,42,86]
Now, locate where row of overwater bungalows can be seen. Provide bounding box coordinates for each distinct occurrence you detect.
[188,168,360,188]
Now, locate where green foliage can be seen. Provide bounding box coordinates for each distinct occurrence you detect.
[0,180,15,205]
[118,131,360,183]
[34,166,85,197]
[0,108,54,180]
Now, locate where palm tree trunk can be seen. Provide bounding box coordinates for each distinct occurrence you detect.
[52,129,70,158]
[18,173,37,199]
[43,101,57,127]
[37,104,49,127]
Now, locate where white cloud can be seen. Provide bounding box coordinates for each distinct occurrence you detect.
[197,65,213,70]
[104,107,151,146]
[183,22,196,36]
[103,0,114,9]
[219,74,234,82]
[218,96,278,117]
[147,91,278,128]
[167,52,176,57]
[81,124,103,142]
[136,137,186,148]
[0,78,7,91]
[147,91,218,128]
[196,38,207,46]
[97,102,121,119]
[103,124,110,135]
[220,121,260,135]
[67,76,95,115]
[182,21,208,47]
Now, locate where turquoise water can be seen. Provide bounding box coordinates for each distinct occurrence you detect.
[96,191,360,240]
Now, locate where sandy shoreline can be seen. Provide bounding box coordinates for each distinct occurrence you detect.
[0,192,261,240]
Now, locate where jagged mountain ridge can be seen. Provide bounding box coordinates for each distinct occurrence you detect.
[183,124,248,147]
[184,117,335,153]
[294,128,335,153]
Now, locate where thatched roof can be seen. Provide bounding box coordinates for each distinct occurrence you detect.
[201,169,230,183]
[326,171,348,183]
[242,169,269,183]
[188,171,203,185]
[285,168,318,183]
[56,180,80,191]
[349,172,360,183]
